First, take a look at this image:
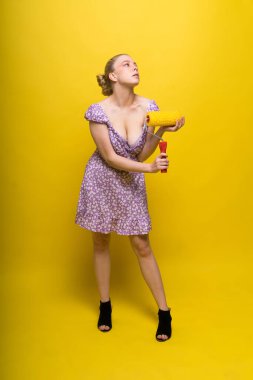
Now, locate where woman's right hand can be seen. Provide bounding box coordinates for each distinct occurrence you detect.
[149,153,169,173]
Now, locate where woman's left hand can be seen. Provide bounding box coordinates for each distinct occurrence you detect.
[161,116,185,132]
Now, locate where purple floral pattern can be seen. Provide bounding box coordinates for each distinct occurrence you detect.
[75,99,160,235]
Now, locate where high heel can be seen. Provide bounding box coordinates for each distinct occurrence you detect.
[156,308,172,341]
[97,299,112,332]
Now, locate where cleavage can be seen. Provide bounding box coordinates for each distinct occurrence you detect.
[98,103,146,144]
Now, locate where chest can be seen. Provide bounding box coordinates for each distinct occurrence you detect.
[103,105,147,144]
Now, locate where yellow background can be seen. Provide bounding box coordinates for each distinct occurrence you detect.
[1,0,253,379]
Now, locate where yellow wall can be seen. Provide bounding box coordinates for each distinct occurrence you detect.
[2,1,253,379]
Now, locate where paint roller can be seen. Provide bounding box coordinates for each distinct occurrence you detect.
[146,110,181,128]
[145,110,182,173]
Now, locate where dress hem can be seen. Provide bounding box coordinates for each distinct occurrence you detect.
[75,221,151,236]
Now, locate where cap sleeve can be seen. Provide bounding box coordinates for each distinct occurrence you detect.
[84,103,107,124]
[147,99,160,112]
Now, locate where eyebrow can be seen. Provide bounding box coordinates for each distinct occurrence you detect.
[121,60,137,65]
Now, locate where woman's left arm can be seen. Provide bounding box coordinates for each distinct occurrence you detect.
[137,127,165,162]
[137,116,186,162]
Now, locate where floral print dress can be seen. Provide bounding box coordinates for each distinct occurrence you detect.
[75,99,160,235]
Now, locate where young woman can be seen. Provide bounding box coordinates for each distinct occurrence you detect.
[75,53,185,342]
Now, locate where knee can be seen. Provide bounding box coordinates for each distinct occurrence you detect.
[131,239,152,258]
[92,232,110,252]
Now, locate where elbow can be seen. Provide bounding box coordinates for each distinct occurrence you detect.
[96,148,116,166]
[105,153,117,166]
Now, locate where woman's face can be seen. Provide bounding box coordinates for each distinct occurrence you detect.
[109,55,140,85]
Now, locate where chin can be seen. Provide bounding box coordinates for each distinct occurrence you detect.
[131,78,140,85]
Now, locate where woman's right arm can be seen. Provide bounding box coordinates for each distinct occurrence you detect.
[89,121,168,173]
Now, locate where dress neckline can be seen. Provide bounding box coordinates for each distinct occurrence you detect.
[96,101,153,148]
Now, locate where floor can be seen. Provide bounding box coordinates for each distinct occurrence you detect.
[2,242,253,380]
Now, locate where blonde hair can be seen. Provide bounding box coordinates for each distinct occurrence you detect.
[96,53,129,96]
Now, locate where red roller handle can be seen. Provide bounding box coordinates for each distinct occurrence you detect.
[159,141,168,173]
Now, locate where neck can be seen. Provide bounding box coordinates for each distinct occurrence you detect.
[109,86,136,108]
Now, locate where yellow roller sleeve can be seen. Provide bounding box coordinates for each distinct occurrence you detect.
[146,110,181,127]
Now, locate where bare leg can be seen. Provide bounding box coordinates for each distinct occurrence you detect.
[129,233,170,340]
[92,231,111,331]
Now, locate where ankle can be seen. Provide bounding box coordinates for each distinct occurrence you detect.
[100,298,110,303]
[158,306,170,311]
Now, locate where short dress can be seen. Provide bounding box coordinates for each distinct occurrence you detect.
[75,99,160,235]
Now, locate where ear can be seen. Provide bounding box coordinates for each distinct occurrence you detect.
[109,72,117,82]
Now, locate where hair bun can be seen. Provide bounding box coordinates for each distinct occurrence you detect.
[96,73,113,96]
[96,74,106,85]
[96,54,128,96]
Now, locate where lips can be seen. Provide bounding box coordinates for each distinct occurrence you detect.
[132,74,139,77]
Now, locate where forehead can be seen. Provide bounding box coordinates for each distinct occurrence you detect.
[116,56,137,66]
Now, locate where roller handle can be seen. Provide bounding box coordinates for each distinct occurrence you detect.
[159,141,167,173]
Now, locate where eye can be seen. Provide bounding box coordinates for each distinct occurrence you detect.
[124,63,130,66]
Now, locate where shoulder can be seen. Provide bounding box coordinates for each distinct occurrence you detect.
[136,95,160,111]
[84,102,107,124]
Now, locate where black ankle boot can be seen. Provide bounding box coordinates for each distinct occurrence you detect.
[156,308,172,341]
[97,299,112,332]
